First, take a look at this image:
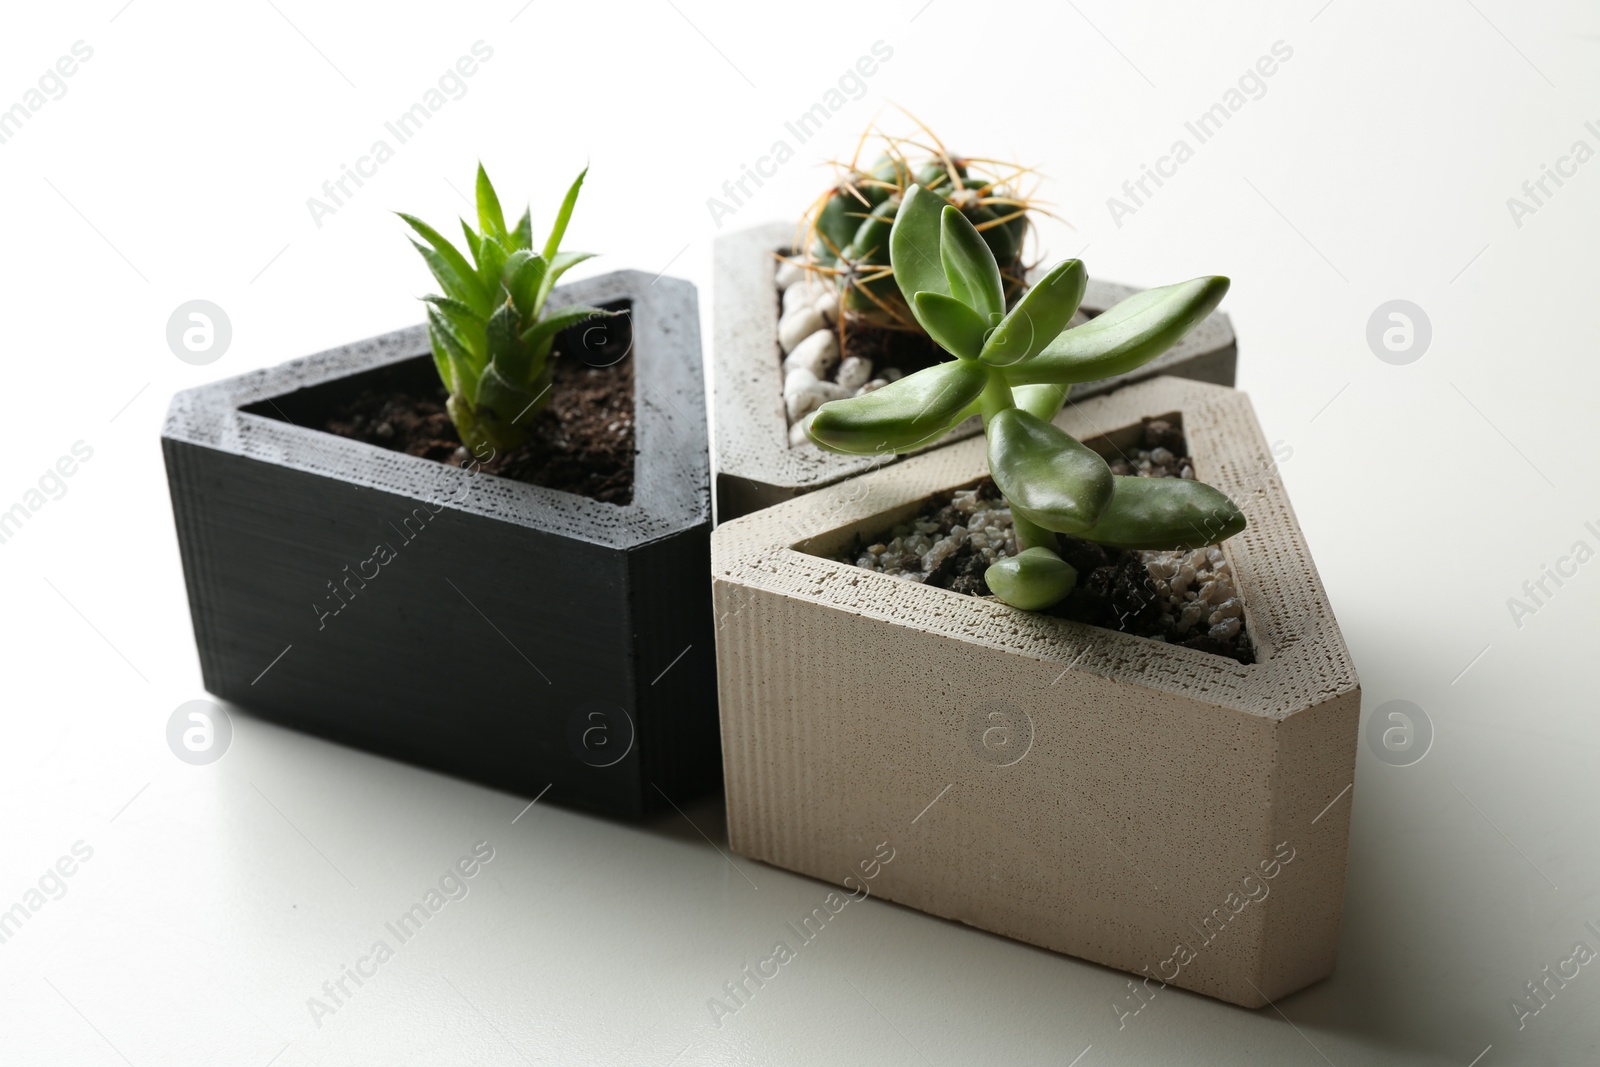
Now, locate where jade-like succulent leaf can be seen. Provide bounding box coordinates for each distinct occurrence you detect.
[939,205,1003,321]
[808,359,988,455]
[475,163,507,240]
[1012,383,1070,422]
[912,291,988,360]
[1007,276,1230,386]
[987,407,1113,533]
[978,259,1086,367]
[890,184,951,314]
[1072,475,1246,550]
[542,167,588,262]
[984,546,1078,611]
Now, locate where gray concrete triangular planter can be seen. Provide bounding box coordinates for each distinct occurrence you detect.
[710,376,1359,1007]
[162,271,717,818]
[712,222,1238,520]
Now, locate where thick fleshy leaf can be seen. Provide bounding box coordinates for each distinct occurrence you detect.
[475,163,507,240]
[979,259,1086,366]
[1007,276,1230,386]
[940,206,1003,321]
[542,167,587,262]
[987,408,1113,533]
[912,291,987,360]
[890,184,951,309]
[808,359,988,455]
[1074,475,1246,550]
[409,239,491,318]
[519,304,618,362]
[815,191,863,255]
[1012,383,1070,421]
[985,546,1078,611]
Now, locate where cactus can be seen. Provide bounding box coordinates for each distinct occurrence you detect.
[795,120,1044,332]
[399,164,618,454]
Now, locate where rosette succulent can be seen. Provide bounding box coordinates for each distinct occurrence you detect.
[400,164,616,453]
[807,183,1247,611]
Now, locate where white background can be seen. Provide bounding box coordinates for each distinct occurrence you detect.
[2,1,1597,1064]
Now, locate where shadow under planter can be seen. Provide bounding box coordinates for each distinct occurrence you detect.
[711,376,1359,1007]
[712,221,1239,521]
[163,271,717,818]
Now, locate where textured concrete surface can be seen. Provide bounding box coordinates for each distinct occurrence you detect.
[711,376,1359,1006]
[712,222,1238,520]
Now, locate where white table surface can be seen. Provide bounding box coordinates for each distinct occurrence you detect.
[3,1,1597,1063]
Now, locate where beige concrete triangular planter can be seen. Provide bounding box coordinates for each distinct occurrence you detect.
[712,222,1238,520]
[710,376,1359,1008]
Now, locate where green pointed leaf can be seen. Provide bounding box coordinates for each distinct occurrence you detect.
[808,359,988,455]
[542,167,587,262]
[511,207,534,251]
[979,259,1086,367]
[508,252,549,321]
[889,184,950,307]
[1007,276,1231,386]
[398,213,480,302]
[409,239,492,318]
[535,250,595,312]
[1073,476,1246,550]
[422,295,487,359]
[485,302,528,383]
[460,219,481,264]
[427,310,482,400]
[940,206,1003,321]
[987,408,1113,533]
[985,546,1078,611]
[519,304,618,363]
[475,237,508,305]
[912,291,988,360]
[475,163,507,239]
[473,362,546,443]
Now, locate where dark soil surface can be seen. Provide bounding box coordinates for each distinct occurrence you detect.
[839,321,945,378]
[837,419,1255,663]
[319,351,635,506]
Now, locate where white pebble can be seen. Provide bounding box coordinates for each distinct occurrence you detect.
[789,418,814,447]
[782,283,815,317]
[775,260,804,290]
[884,367,904,382]
[1209,617,1242,639]
[857,378,889,395]
[815,288,840,324]
[779,307,826,353]
[782,330,839,379]
[837,355,872,391]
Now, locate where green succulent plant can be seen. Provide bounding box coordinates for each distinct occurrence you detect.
[797,122,1042,330]
[400,164,616,454]
[807,183,1247,612]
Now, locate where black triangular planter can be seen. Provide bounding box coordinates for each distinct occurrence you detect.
[162,271,716,817]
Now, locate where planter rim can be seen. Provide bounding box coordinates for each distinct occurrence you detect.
[712,375,1356,720]
[712,221,1238,514]
[163,270,707,551]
